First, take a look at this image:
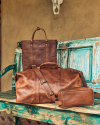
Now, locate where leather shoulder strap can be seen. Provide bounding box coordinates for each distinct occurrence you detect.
[32,66,57,102]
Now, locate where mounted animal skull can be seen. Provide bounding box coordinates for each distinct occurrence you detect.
[52,0,63,14]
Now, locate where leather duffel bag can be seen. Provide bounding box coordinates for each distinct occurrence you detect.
[15,62,87,104]
[21,27,57,71]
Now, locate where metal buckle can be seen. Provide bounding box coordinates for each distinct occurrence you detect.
[49,92,53,96]
[31,65,36,68]
[53,97,58,102]
[70,70,79,74]
[41,80,47,85]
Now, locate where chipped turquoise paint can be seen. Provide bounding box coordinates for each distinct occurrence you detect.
[2,101,100,125]
[61,49,68,68]
[0,64,16,77]
[57,37,100,92]
[66,117,72,124]
[19,53,23,72]
[6,103,66,124]
[90,47,93,83]
[57,37,100,49]
[0,47,22,90]
[87,83,100,93]
[68,47,93,83]
[92,45,97,83]
[96,47,100,79]
[92,46,100,83]
[0,102,6,111]
[18,52,23,72]
[57,49,61,66]
[12,48,22,90]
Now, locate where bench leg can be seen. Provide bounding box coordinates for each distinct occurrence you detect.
[13,116,19,125]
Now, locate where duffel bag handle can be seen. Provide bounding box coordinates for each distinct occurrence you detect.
[40,62,60,69]
[31,27,48,42]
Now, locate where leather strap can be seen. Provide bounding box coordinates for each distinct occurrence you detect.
[35,78,40,103]
[58,66,61,92]
[40,62,59,69]
[32,66,57,102]
[31,27,48,41]
[55,101,62,105]
[45,41,48,62]
[30,27,48,62]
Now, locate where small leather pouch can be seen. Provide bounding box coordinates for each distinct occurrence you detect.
[55,87,94,108]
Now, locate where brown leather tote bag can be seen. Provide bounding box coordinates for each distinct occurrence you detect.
[21,27,57,71]
[15,62,87,104]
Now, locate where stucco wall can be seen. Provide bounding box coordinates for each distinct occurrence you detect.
[1,0,100,91]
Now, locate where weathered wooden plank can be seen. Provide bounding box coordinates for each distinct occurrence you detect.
[87,83,100,93]
[0,90,100,115]
[19,52,23,72]
[14,48,22,73]
[92,46,100,83]
[0,90,16,102]
[5,102,67,125]
[12,48,22,90]
[57,37,100,49]
[1,101,100,125]
[67,113,100,125]
[60,49,68,68]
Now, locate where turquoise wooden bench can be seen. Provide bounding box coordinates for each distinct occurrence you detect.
[0,37,100,125]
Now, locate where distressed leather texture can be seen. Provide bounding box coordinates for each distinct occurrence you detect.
[15,63,87,104]
[21,27,57,71]
[55,87,94,108]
